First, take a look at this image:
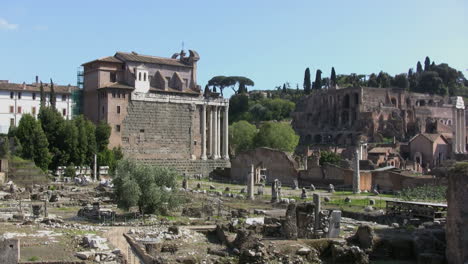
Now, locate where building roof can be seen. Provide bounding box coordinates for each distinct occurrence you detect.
[115,52,191,68]
[409,133,449,144]
[82,56,123,65]
[0,81,76,94]
[368,147,395,154]
[98,82,135,90]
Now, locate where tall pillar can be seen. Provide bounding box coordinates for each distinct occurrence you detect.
[217,107,221,159]
[223,106,229,160]
[462,109,466,153]
[213,106,218,159]
[209,106,213,158]
[353,147,361,194]
[452,107,458,154]
[201,104,207,160]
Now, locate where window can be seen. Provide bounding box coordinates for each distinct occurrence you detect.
[10,118,14,127]
[9,106,14,113]
[112,91,116,98]
[17,106,22,114]
[143,73,147,81]
[117,106,120,114]
[116,125,121,132]
[138,72,142,81]
[62,95,66,101]
[32,93,36,100]
[117,92,121,98]
[110,72,116,82]
[62,109,66,116]
[10,92,14,99]
[122,92,126,99]
[18,92,21,99]
[32,107,36,115]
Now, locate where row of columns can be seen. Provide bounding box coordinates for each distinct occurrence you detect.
[453,107,466,154]
[201,104,229,160]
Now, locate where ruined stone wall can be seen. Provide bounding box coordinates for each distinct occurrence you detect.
[446,163,468,264]
[0,238,19,264]
[121,100,197,160]
[230,148,298,186]
[293,86,454,147]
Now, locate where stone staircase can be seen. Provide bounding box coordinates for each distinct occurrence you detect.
[7,158,49,186]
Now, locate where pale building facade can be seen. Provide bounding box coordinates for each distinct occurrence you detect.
[0,79,75,134]
[82,50,230,174]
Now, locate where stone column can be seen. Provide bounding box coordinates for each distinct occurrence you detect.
[213,106,219,159]
[353,147,361,194]
[209,106,214,158]
[313,193,321,237]
[452,107,458,153]
[201,104,207,160]
[216,107,221,159]
[462,109,466,153]
[248,164,255,200]
[223,106,229,160]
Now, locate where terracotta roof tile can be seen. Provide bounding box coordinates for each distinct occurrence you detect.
[115,52,191,68]
[0,82,77,94]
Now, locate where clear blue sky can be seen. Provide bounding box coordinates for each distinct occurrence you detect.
[1,0,467,98]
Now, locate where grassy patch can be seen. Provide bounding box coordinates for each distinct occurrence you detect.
[328,197,387,209]
[397,185,446,202]
[28,256,40,261]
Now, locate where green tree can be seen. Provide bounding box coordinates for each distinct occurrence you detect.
[38,107,65,169]
[418,71,447,95]
[424,56,431,71]
[0,136,9,158]
[255,122,299,152]
[303,68,311,94]
[39,82,46,108]
[393,73,409,89]
[367,73,378,87]
[113,159,182,214]
[416,61,423,73]
[330,67,337,87]
[319,151,341,166]
[95,122,111,153]
[74,116,89,166]
[50,79,56,109]
[84,118,97,165]
[313,69,322,90]
[58,120,79,165]
[229,94,249,123]
[16,114,51,171]
[377,71,392,88]
[408,68,418,90]
[229,120,257,155]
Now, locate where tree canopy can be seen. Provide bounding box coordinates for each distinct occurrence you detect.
[229,121,257,156]
[113,159,182,214]
[254,122,299,152]
[207,76,254,95]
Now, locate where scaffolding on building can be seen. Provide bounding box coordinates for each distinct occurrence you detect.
[72,67,84,117]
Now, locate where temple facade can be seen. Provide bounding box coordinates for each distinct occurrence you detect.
[82,50,230,175]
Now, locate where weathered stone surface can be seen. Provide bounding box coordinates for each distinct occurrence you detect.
[446,163,468,264]
[282,203,298,240]
[348,224,374,250]
[331,243,369,264]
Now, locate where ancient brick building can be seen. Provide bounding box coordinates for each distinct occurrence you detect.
[292,86,460,147]
[82,50,229,175]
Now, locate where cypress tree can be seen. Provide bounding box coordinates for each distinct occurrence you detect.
[313,69,322,90]
[282,83,287,93]
[330,67,337,87]
[416,61,423,73]
[40,82,46,108]
[424,56,431,71]
[303,68,311,94]
[50,79,56,109]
